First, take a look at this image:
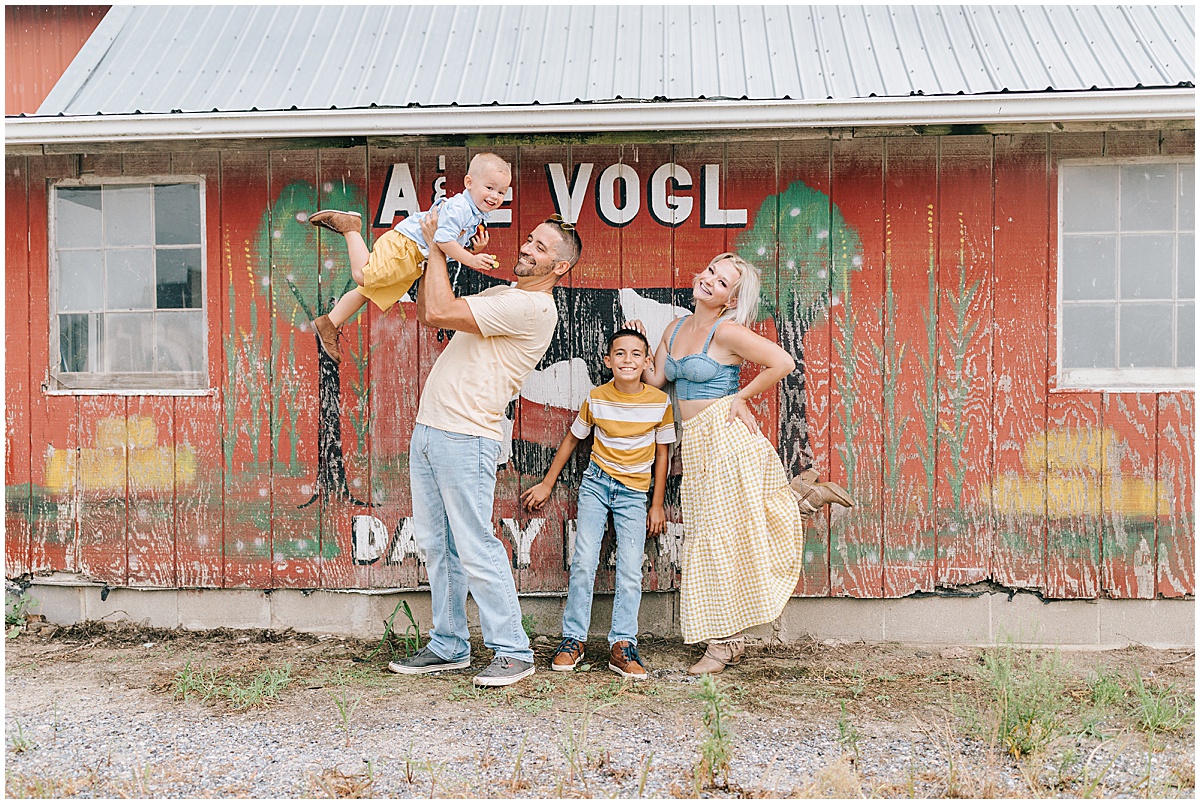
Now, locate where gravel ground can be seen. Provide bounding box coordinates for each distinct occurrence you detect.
[4,622,1195,798]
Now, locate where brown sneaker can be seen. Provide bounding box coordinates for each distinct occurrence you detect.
[313,314,342,364]
[608,641,648,680]
[309,209,362,235]
[551,637,585,672]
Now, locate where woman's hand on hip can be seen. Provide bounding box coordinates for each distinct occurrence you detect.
[727,396,759,433]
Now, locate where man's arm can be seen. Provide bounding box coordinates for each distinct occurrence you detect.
[415,207,482,335]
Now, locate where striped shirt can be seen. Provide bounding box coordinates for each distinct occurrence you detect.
[570,381,675,492]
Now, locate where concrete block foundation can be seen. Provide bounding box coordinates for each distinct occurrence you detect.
[11,576,1194,650]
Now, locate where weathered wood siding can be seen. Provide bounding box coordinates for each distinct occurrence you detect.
[5,133,1194,599]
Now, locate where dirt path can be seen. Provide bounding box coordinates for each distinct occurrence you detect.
[4,622,1195,798]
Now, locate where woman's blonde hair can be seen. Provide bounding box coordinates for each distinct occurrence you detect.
[705,252,761,326]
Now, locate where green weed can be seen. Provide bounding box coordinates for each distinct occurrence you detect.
[365,600,422,663]
[8,721,34,753]
[978,644,1066,757]
[1087,667,1126,708]
[331,688,363,747]
[693,673,734,788]
[836,701,861,758]
[225,664,293,710]
[5,592,31,639]
[1130,673,1192,735]
[521,614,537,641]
[171,657,292,709]
[172,657,220,703]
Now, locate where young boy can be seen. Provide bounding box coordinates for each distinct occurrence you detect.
[307,152,512,363]
[520,328,674,680]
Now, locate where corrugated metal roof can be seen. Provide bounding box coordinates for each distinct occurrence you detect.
[35,4,1196,117]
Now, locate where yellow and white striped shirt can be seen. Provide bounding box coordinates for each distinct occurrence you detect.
[570,381,675,492]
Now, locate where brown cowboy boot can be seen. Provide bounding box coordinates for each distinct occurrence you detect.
[309,209,362,235]
[687,635,745,676]
[313,314,342,364]
[790,470,855,515]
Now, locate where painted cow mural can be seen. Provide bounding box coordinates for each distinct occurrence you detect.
[5,133,1194,601]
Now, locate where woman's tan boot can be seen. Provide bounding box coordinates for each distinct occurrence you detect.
[790,469,855,515]
[687,635,745,676]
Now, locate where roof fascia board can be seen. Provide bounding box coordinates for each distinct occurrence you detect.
[7,89,1194,146]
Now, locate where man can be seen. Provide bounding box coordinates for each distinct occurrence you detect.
[388,208,582,687]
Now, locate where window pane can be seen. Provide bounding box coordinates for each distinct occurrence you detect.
[1062,235,1116,300]
[59,313,93,372]
[155,184,201,245]
[1178,303,1195,368]
[156,248,203,309]
[56,187,102,248]
[103,185,152,247]
[107,248,154,309]
[1120,164,1175,232]
[1119,234,1173,299]
[1119,303,1173,368]
[1062,304,1116,368]
[106,312,154,372]
[1062,165,1117,232]
[58,250,104,311]
[1180,164,1194,231]
[156,311,204,372]
[1179,234,1195,299]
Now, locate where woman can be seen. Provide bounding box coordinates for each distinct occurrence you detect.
[632,252,853,675]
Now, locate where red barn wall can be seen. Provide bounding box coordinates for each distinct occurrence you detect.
[5,5,110,116]
[5,132,1194,599]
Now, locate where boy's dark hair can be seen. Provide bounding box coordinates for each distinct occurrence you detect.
[607,327,650,353]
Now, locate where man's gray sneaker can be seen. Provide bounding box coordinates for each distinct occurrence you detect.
[387,646,470,675]
[472,655,535,687]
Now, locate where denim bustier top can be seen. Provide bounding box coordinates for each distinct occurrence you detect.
[663,316,741,400]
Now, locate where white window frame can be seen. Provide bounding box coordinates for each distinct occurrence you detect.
[1055,156,1195,392]
[48,175,210,393]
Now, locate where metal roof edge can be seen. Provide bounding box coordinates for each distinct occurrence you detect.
[6,88,1194,146]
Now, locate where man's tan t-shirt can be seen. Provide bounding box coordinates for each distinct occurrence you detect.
[416,285,558,441]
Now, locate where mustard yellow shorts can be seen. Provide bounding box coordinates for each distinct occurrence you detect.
[357,229,425,311]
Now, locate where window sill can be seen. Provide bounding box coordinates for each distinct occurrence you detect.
[1053,368,1196,393]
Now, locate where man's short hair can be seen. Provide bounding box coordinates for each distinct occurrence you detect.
[544,217,583,268]
[468,152,511,179]
[606,327,650,354]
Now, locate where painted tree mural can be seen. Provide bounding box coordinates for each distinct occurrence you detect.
[735,180,864,474]
[256,180,369,508]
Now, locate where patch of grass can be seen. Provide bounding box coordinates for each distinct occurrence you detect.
[225,664,293,710]
[8,721,34,754]
[170,657,292,709]
[5,770,95,798]
[1087,666,1126,708]
[1129,672,1192,735]
[521,613,537,641]
[693,673,734,789]
[977,643,1066,757]
[307,763,375,798]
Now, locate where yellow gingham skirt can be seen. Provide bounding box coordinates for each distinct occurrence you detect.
[678,396,805,644]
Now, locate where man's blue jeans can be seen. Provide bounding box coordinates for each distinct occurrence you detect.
[561,463,648,646]
[409,424,532,663]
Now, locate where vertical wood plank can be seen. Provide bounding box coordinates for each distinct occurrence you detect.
[77,396,128,584]
[1044,393,1103,598]
[315,144,373,589]
[221,150,274,588]
[881,136,938,596]
[778,139,834,597]
[126,397,176,587]
[172,150,225,588]
[28,154,81,574]
[267,148,322,588]
[1156,392,1195,597]
[1044,133,1106,599]
[829,138,885,597]
[991,133,1049,591]
[363,144,422,590]
[5,155,31,576]
[1100,393,1159,598]
[935,135,994,586]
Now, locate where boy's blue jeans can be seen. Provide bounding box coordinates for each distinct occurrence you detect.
[409,424,533,663]
[562,462,648,646]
